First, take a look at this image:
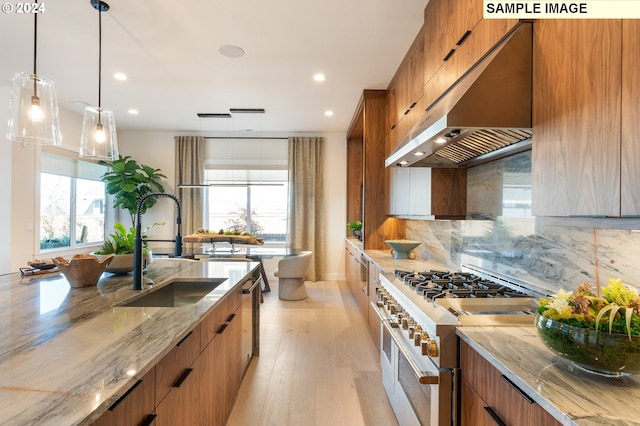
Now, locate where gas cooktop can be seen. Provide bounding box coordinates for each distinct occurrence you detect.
[390,267,540,326]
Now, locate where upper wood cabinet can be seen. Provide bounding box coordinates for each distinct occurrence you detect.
[347,90,405,250]
[532,19,637,217]
[423,0,517,109]
[621,20,640,216]
[386,27,425,134]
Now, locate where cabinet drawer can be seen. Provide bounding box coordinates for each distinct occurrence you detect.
[200,286,242,350]
[155,324,201,405]
[460,341,561,426]
[92,368,156,426]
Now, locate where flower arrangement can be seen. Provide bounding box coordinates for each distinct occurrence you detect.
[537,278,640,339]
[536,278,640,376]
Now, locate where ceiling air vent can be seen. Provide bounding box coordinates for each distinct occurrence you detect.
[229,108,265,114]
[197,113,232,118]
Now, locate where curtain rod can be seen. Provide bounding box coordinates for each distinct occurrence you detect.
[204,136,288,140]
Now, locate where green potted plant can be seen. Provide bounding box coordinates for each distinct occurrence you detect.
[346,220,362,240]
[95,222,164,274]
[98,155,167,273]
[99,155,167,228]
[536,278,640,376]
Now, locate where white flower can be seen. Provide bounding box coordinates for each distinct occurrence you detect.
[549,289,573,319]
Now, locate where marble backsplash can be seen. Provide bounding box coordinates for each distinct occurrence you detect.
[405,151,640,295]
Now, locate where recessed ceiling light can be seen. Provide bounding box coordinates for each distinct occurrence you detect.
[435,137,447,144]
[399,160,409,165]
[114,72,127,81]
[324,110,334,116]
[313,73,326,82]
[414,151,425,156]
[128,109,139,115]
[219,45,245,58]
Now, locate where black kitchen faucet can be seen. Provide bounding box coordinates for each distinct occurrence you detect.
[133,192,182,290]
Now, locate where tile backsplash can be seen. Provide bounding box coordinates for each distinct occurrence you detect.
[405,151,640,295]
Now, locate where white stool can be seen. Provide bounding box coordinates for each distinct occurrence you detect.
[274,251,312,300]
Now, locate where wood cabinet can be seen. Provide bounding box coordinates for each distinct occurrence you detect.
[531,19,640,217]
[92,283,244,426]
[460,341,561,426]
[621,20,640,215]
[389,167,466,218]
[92,368,156,426]
[347,90,404,250]
[387,27,425,134]
[423,0,517,109]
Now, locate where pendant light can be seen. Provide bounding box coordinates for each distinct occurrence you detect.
[7,0,62,146]
[80,0,118,161]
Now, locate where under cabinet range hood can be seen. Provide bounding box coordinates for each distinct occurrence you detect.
[386,23,533,168]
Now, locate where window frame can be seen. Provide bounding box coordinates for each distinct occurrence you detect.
[36,149,113,257]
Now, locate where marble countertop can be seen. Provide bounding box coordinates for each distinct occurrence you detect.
[457,327,640,426]
[0,259,259,425]
[345,238,451,273]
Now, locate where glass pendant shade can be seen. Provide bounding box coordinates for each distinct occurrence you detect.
[7,72,62,145]
[79,106,118,160]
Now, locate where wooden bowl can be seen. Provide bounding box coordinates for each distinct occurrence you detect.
[52,254,115,288]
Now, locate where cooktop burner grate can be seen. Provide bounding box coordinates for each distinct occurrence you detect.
[394,269,531,299]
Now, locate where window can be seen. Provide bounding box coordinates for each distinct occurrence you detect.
[204,138,289,244]
[39,152,107,251]
[206,169,288,243]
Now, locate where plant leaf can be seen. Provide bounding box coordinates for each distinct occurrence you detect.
[627,307,634,341]
[595,304,614,332]
[608,304,621,333]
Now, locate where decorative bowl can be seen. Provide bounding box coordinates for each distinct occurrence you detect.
[384,240,421,259]
[535,313,640,377]
[104,253,135,274]
[52,254,114,288]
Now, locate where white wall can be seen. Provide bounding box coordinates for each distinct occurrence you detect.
[117,130,347,280]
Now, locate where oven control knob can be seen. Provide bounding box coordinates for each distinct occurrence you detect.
[423,338,438,357]
[413,326,422,346]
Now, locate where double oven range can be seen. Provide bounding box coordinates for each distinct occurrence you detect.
[372,265,542,426]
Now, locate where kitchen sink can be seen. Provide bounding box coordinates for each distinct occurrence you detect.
[119,278,227,307]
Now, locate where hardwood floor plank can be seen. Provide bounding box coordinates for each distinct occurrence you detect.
[227,280,397,426]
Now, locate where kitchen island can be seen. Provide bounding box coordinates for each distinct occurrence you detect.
[0,259,260,425]
[457,326,640,425]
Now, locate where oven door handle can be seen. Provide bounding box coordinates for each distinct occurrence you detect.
[373,303,439,385]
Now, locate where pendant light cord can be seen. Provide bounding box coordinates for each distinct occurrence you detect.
[32,0,37,95]
[98,4,102,123]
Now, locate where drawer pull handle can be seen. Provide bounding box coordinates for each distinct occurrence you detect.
[141,414,157,426]
[176,330,193,347]
[217,322,229,334]
[174,368,193,388]
[501,374,535,404]
[483,406,507,426]
[443,48,456,61]
[227,313,236,322]
[456,30,472,46]
[108,379,142,411]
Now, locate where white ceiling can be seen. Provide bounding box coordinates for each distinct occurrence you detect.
[0,0,425,134]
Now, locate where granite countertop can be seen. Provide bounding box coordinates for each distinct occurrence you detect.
[0,259,259,425]
[457,327,640,426]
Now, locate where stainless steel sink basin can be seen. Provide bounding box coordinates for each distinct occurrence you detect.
[119,278,227,307]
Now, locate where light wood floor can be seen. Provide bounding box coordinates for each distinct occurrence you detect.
[226,279,398,426]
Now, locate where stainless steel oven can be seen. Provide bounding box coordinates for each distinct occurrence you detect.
[373,286,457,426]
[376,265,545,426]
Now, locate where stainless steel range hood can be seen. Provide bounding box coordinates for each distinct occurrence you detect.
[385,23,532,168]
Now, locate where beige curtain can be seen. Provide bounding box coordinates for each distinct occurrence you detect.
[175,136,205,237]
[287,136,325,281]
